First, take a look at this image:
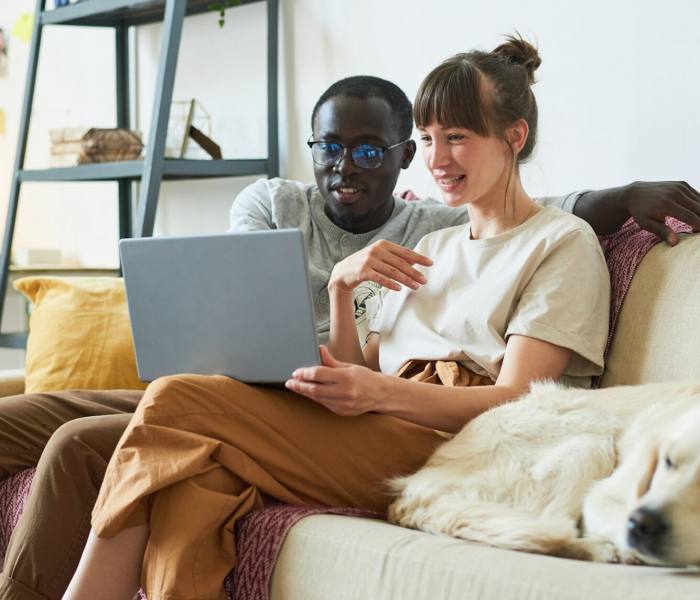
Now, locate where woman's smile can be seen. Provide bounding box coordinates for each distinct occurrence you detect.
[435,174,466,192]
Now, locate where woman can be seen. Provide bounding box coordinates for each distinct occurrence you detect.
[63,36,610,600]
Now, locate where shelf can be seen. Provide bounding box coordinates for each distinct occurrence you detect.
[0,333,28,349]
[9,266,119,274]
[1,0,278,349]
[41,0,264,28]
[19,158,268,182]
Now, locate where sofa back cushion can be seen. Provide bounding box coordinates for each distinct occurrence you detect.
[13,276,147,393]
[601,233,700,386]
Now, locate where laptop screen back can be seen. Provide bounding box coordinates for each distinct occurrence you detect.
[119,229,320,384]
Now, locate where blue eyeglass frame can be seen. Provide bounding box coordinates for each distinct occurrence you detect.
[306,138,411,169]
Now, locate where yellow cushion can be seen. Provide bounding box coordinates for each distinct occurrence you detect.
[13,276,147,393]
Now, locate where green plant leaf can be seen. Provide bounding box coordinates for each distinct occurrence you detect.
[210,0,243,28]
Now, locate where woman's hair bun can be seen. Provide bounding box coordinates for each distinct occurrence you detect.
[492,34,541,84]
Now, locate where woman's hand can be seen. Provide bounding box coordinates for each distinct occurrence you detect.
[329,240,433,294]
[285,346,387,416]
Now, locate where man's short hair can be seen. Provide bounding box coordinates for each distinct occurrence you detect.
[311,76,413,141]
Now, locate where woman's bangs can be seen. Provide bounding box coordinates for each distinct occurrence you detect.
[414,62,489,134]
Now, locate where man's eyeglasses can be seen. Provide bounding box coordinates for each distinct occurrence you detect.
[307,139,411,170]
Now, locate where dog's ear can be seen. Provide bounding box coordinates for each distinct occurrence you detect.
[635,445,659,499]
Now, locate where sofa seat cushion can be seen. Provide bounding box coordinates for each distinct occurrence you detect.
[271,515,700,600]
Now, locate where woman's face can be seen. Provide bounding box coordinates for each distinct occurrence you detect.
[419,121,511,208]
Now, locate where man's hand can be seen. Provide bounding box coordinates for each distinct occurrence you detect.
[328,239,433,294]
[575,181,700,244]
[621,181,700,245]
[285,346,385,416]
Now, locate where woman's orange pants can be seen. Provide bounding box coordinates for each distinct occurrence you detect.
[91,375,449,600]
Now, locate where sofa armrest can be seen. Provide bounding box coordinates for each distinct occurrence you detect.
[0,370,25,398]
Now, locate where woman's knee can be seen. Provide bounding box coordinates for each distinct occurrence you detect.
[144,374,193,398]
[138,374,242,418]
[138,375,199,413]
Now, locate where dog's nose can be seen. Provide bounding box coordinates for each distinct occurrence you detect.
[627,507,669,555]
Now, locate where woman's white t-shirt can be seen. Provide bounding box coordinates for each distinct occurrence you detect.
[367,205,611,388]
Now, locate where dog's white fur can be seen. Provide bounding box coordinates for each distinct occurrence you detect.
[388,381,700,566]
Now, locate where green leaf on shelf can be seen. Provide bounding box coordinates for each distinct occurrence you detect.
[210,0,243,28]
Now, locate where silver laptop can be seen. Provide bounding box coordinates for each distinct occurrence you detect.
[119,229,321,384]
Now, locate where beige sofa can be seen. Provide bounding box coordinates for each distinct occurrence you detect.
[0,234,698,599]
[267,233,700,600]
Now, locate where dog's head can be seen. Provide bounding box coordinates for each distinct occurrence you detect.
[625,405,700,566]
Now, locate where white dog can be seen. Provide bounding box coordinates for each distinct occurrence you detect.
[388,381,700,566]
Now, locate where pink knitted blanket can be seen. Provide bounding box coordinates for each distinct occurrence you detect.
[0,470,378,600]
[597,217,692,359]
[0,217,693,599]
[0,467,34,563]
[225,505,381,600]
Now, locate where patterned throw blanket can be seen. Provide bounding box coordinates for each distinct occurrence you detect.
[0,218,693,600]
[0,474,378,600]
[597,217,691,357]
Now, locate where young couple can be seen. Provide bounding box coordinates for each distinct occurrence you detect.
[56,36,700,600]
[0,36,698,600]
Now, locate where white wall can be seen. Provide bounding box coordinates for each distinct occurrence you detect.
[279,0,700,199]
[3,0,699,248]
[145,0,700,229]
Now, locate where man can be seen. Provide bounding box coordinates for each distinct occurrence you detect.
[0,76,698,600]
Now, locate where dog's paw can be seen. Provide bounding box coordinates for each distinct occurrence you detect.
[387,472,454,529]
[593,542,625,563]
[386,497,412,527]
[387,493,427,529]
[388,494,453,532]
[558,537,622,562]
[577,540,643,564]
[617,550,644,565]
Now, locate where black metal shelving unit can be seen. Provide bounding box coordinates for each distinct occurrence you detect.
[0,0,279,348]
